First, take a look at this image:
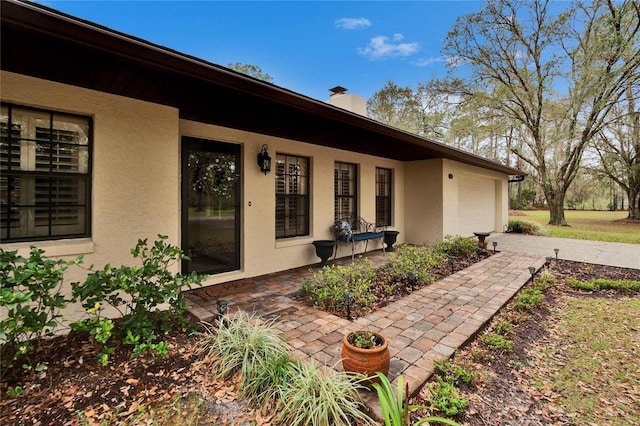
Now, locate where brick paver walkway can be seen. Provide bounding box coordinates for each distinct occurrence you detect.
[186,250,546,407]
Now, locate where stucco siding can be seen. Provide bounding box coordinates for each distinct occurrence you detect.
[1,71,181,278]
[180,119,406,286]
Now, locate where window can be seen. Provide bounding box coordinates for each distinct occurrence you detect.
[376,167,392,226]
[275,153,309,238]
[1,104,91,242]
[334,162,357,222]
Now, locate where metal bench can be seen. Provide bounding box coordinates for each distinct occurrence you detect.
[332,217,386,260]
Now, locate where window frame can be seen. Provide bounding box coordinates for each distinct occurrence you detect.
[1,103,92,243]
[275,153,310,239]
[334,161,358,225]
[375,167,393,227]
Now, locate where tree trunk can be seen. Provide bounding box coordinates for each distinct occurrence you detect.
[545,189,569,226]
[629,188,640,220]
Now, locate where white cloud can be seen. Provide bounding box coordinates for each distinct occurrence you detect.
[413,56,445,67]
[335,17,372,30]
[358,34,419,60]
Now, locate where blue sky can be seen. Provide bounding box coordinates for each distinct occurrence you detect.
[46,1,483,101]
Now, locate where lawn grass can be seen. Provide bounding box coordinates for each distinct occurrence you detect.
[539,297,640,426]
[510,210,640,244]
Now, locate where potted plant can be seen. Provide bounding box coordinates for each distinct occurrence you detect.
[341,330,390,384]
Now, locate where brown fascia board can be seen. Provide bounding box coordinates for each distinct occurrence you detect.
[1,0,525,177]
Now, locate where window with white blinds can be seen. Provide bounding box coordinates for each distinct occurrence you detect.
[375,167,392,226]
[1,104,91,242]
[275,153,309,239]
[334,162,358,224]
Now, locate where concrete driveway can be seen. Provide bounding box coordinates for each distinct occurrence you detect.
[488,233,639,269]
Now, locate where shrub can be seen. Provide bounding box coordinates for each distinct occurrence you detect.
[480,332,513,352]
[72,235,203,364]
[566,278,639,292]
[434,235,477,258]
[372,372,461,426]
[299,258,376,310]
[275,360,374,426]
[434,361,475,385]
[507,219,545,235]
[0,247,81,373]
[492,319,513,336]
[535,269,556,290]
[198,312,373,425]
[515,288,543,311]
[197,311,291,407]
[427,378,468,417]
[386,243,445,283]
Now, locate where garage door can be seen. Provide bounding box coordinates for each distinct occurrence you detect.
[458,177,495,236]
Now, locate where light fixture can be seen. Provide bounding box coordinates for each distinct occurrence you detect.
[554,248,559,262]
[528,266,536,284]
[344,293,354,321]
[545,256,553,268]
[448,255,455,275]
[492,241,498,254]
[408,271,417,290]
[257,144,271,175]
[217,299,228,316]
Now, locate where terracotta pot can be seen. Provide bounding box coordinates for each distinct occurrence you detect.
[341,330,390,384]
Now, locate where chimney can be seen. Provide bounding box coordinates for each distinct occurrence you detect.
[325,86,368,117]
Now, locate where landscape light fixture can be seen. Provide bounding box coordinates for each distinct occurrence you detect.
[528,266,536,284]
[344,293,355,321]
[408,271,417,290]
[545,256,553,268]
[257,144,271,175]
[554,248,559,262]
[492,241,498,254]
[448,255,455,275]
[217,300,228,316]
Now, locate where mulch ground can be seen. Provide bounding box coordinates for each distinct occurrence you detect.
[1,259,639,425]
[412,260,640,426]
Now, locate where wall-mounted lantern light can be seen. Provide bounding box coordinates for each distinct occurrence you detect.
[257,144,271,175]
[344,293,355,321]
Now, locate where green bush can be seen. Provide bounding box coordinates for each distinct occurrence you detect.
[299,258,376,310]
[427,378,468,417]
[372,372,461,426]
[434,361,475,385]
[480,332,513,352]
[507,219,545,235]
[197,312,373,426]
[197,311,291,407]
[386,243,445,283]
[535,269,556,290]
[515,288,543,311]
[0,247,81,373]
[275,360,373,426]
[72,235,203,364]
[434,235,477,258]
[566,278,639,292]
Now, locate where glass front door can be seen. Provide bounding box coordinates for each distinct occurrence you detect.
[182,137,240,274]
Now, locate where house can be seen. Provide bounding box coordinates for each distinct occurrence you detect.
[1,0,524,296]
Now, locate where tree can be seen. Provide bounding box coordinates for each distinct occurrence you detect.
[592,89,640,219]
[442,0,640,225]
[367,80,420,133]
[227,62,274,82]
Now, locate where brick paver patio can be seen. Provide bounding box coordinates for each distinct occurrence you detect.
[186,250,546,408]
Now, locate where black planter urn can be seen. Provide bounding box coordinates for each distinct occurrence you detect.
[312,240,335,267]
[383,230,400,252]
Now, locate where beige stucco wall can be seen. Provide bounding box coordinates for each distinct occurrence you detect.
[180,120,405,286]
[1,71,509,320]
[403,158,509,244]
[1,71,180,322]
[442,159,509,236]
